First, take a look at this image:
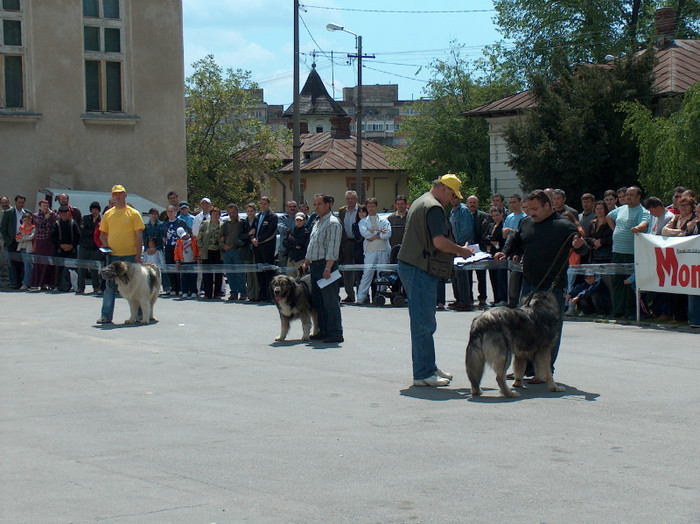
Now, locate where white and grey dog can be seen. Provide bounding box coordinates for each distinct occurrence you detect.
[101,261,161,325]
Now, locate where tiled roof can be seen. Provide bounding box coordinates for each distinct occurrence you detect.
[283,66,347,117]
[653,40,700,93]
[278,132,397,172]
[463,39,700,118]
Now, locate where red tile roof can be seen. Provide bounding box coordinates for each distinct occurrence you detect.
[278,132,398,172]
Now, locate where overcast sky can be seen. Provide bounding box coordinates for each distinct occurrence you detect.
[182,0,502,107]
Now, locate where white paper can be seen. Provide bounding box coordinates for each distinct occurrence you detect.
[317,269,342,289]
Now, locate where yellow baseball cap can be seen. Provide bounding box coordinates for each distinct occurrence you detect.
[111,184,126,194]
[438,174,463,200]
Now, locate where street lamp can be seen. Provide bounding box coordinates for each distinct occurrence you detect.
[327,23,364,203]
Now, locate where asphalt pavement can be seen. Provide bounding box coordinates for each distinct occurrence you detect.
[1,289,698,523]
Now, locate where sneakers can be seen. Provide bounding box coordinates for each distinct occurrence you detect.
[413,374,450,387]
[435,369,453,380]
[96,317,112,324]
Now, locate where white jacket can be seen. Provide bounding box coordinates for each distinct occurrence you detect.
[358,215,391,253]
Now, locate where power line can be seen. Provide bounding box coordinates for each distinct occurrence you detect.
[301,5,495,14]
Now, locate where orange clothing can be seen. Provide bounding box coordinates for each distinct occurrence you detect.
[174,236,200,262]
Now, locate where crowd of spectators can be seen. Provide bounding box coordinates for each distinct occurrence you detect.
[1,185,698,328]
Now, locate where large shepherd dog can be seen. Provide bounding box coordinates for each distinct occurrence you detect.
[270,274,318,341]
[465,292,564,398]
[101,261,161,325]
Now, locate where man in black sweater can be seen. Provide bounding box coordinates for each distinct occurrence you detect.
[495,190,588,379]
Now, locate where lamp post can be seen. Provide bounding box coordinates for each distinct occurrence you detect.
[327,23,364,203]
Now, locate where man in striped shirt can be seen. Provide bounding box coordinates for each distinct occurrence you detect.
[302,194,344,343]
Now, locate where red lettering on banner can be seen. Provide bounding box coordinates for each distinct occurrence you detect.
[655,247,678,286]
[654,246,700,289]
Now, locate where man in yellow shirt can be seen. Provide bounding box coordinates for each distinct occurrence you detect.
[97,185,145,324]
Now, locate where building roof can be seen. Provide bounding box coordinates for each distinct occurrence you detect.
[463,39,700,118]
[278,132,398,173]
[283,65,347,118]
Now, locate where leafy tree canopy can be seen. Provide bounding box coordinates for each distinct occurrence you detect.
[388,45,519,205]
[505,48,657,200]
[620,83,700,197]
[186,55,289,209]
[487,0,700,85]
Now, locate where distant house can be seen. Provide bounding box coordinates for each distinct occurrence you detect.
[0,0,186,209]
[462,7,700,198]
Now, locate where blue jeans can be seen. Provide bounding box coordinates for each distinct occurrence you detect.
[20,249,33,288]
[223,248,246,298]
[101,254,136,321]
[398,260,439,380]
[520,279,565,375]
[310,260,343,338]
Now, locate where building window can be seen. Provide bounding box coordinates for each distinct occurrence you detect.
[0,0,24,109]
[83,0,124,112]
[315,125,323,133]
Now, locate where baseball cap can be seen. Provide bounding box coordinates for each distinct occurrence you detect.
[111,184,126,194]
[176,227,187,238]
[179,201,190,209]
[201,197,212,204]
[438,174,463,200]
[295,212,306,220]
[58,205,70,212]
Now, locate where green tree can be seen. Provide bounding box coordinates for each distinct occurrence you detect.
[186,55,287,208]
[620,83,700,196]
[487,0,700,84]
[388,45,518,204]
[504,48,657,199]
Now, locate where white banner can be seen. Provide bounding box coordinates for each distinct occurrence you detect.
[634,234,700,296]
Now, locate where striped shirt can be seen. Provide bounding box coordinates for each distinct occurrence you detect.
[306,212,342,262]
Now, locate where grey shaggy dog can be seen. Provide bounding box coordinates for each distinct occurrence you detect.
[465,291,564,398]
[101,261,161,325]
[270,274,318,341]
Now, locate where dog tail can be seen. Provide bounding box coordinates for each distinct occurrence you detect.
[465,318,485,377]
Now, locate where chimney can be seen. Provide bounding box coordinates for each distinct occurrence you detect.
[330,115,351,139]
[655,7,676,47]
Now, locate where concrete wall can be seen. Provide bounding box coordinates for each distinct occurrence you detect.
[0,0,186,210]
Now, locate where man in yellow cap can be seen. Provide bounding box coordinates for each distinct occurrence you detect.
[397,174,474,387]
[97,185,145,324]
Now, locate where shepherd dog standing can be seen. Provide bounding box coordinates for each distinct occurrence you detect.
[101,261,161,324]
[465,292,564,398]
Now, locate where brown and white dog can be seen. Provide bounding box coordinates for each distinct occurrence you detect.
[101,261,161,325]
[270,274,318,341]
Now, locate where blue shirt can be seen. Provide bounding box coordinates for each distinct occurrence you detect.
[450,203,475,245]
[504,211,526,231]
[608,204,651,255]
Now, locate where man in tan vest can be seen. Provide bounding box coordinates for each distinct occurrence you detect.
[397,175,473,387]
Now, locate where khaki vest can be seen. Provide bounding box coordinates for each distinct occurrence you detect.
[397,191,455,278]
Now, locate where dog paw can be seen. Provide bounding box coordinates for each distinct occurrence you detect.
[302,336,310,341]
[124,319,138,325]
[471,388,482,396]
[502,389,520,398]
[512,380,524,388]
[274,336,285,341]
[550,384,565,392]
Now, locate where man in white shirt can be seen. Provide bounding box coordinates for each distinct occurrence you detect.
[192,197,213,237]
[337,190,358,302]
[643,197,675,235]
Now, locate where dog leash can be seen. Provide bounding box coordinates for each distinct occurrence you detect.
[521,232,576,307]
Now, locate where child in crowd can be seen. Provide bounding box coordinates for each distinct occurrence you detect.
[142,237,165,268]
[283,212,310,278]
[16,212,36,290]
[568,274,612,316]
[174,227,200,298]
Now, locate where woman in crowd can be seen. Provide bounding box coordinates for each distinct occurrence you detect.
[688,203,700,328]
[283,212,310,278]
[352,205,368,266]
[30,199,57,290]
[356,199,391,305]
[238,202,259,302]
[585,200,613,263]
[198,206,223,299]
[77,202,102,294]
[484,205,507,306]
[16,212,36,290]
[662,196,696,236]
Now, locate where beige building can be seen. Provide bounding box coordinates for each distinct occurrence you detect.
[0,0,186,209]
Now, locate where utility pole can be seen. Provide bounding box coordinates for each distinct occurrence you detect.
[348,38,374,204]
[292,0,301,203]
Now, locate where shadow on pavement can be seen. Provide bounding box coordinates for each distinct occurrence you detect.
[400,383,599,402]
